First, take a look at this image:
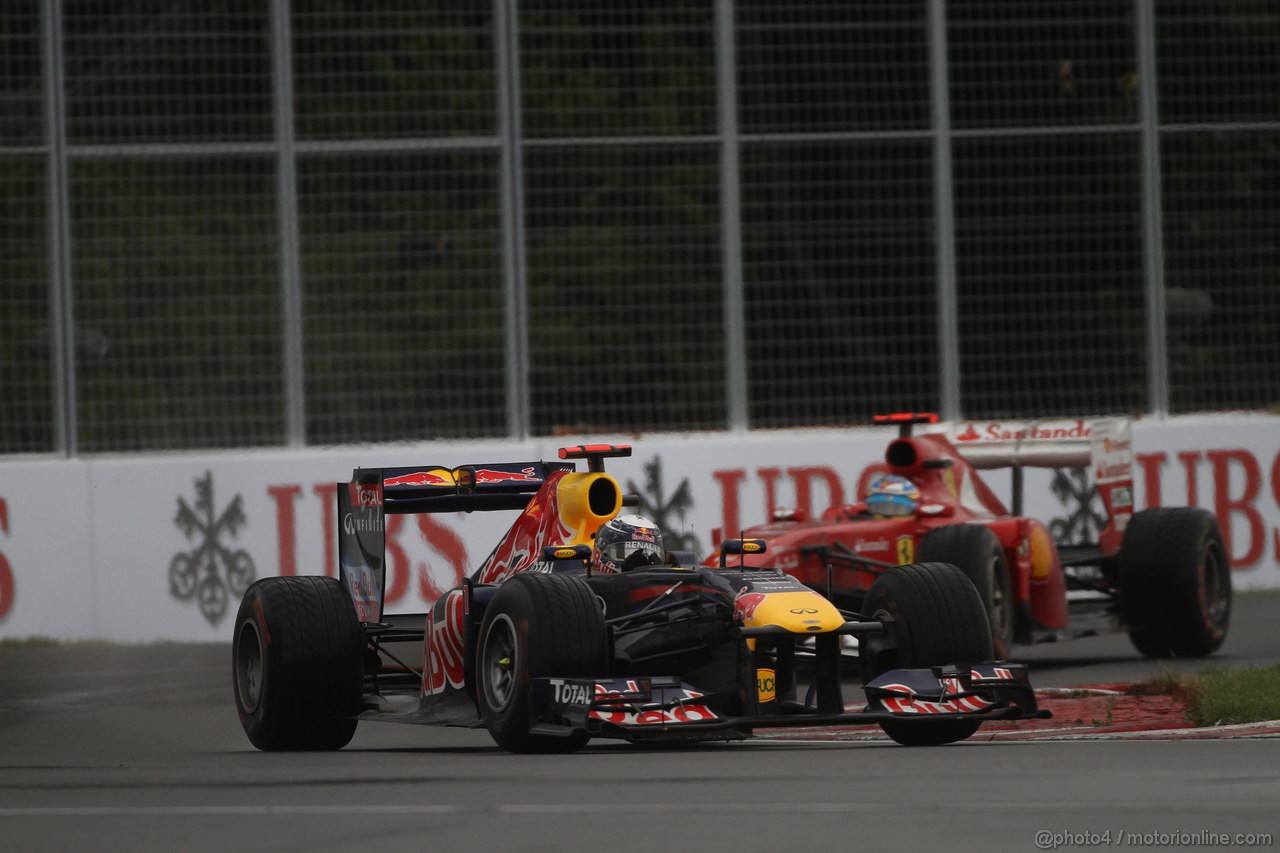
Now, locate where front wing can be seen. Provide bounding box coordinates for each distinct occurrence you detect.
[529,663,1049,741]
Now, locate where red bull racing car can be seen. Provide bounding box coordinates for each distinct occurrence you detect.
[232,445,1048,753]
[715,413,1230,661]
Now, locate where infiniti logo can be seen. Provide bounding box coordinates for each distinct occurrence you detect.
[343,511,383,536]
[789,607,818,614]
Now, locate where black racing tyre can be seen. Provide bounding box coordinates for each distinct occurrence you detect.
[861,562,993,746]
[477,572,608,754]
[918,524,1015,659]
[1119,507,1231,658]
[233,576,364,751]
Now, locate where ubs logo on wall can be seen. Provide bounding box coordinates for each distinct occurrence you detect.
[171,471,256,625]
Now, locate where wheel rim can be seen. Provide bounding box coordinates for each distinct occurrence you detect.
[481,614,518,714]
[235,619,264,714]
[990,554,1011,643]
[1200,541,1229,627]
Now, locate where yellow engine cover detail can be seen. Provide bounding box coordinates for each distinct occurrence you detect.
[742,591,845,633]
[555,472,623,544]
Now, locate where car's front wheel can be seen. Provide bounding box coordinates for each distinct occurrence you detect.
[917,524,1014,658]
[477,572,608,753]
[861,562,994,746]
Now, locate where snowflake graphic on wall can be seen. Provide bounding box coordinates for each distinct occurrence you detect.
[1048,468,1108,546]
[627,456,702,558]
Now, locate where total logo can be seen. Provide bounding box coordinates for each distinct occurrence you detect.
[551,680,593,705]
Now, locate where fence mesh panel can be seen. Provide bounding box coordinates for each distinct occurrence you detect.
[742,140,938,426]
[1157,0,1280,125]
[3,2,1280,456]
[520,1,716,139]
[954,132,1147,418]
[0,6,50,454]
[520,2,724,435]
[58,1,281,453]
[948,3,1147,420]
[0,3,42,147]
[1162,132,1280,413]
[525,144,725,435]
[293,1,496,140]
[737,2,935,427]
[63,1,273,145]
[300,151,507,443]
[947,1,1138,130]
[70,157,282,452]
[1157,2,1280,414]
[0,157,52,454]
[737,1,930,133]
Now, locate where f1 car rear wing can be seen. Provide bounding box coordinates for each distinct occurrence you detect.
[335,445,634,622]
[936,417,1135,554]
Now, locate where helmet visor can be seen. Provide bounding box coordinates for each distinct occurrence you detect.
[602,540,663,563]
[866,493,917,516]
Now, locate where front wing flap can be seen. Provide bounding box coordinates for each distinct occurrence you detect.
[862,662,1042,717]
[530,664,1048,740]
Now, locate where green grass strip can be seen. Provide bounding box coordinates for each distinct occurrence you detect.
[1134,665,1280,727]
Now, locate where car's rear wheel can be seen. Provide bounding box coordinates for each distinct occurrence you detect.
[233,576,364,751]
[1119,507,1230,658]
[918,524,1014,659]
[861,562,993,746]
[477,572,608,753]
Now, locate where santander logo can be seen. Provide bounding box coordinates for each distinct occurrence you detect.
[956,420,1092,442]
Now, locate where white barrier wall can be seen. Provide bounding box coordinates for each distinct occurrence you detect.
[2,414,1278,642]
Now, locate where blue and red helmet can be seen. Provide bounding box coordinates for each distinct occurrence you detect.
[864,474,920,517]
[591,514,665,573]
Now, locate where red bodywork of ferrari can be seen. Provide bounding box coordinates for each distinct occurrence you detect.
[704,414,1136,651]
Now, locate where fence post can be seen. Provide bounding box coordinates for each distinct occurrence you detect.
[928,0,960,421]
[496,0,530,440]
[272,0,306,446]
[716,0,747,432]
[43,0,76,456]
[1136,0,1168,416]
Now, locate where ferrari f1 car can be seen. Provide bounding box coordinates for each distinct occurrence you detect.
[232,445,1048,753]
[716,413,1230,660]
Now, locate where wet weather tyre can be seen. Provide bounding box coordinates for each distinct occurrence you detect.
[477,573,608,754]
[1119,507,1230,658]
[233,576,364,751]
[861,562,993,746]
[918,524,1014,659]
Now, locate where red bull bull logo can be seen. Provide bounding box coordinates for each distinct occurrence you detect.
[878,682,994,715]
[384,470,454,487]
[472,466,541,484]
[733,591,768,623]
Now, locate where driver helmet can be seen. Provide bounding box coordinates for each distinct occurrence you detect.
[591,514,665,573]
[864,473,920,517]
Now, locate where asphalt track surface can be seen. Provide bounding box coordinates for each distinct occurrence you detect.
[2,593,1278,853]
